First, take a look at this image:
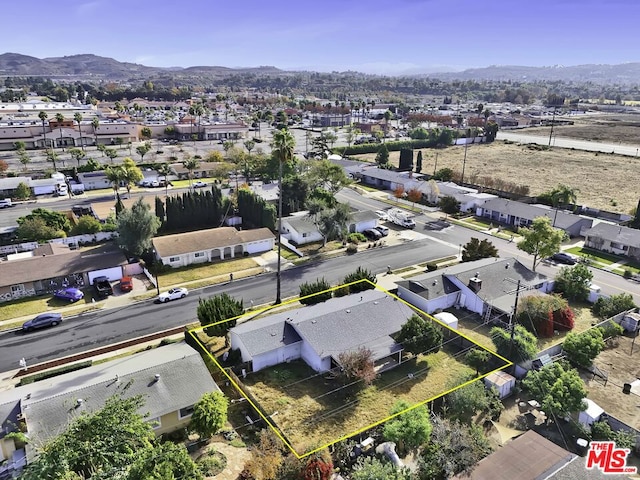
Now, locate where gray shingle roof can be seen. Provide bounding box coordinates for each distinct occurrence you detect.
[480,198,590,230]
[3,342,218,443]
[152,227,273,258]
[585,222,640,249]
[232,317,302,357]
[350,210,379,224]
[282,215,320,235]
[232,289,416,362]
[396,274,459,300]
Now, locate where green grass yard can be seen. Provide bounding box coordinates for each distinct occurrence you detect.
[156,257,260,288]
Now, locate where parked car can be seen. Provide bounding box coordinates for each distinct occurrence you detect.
[53,287,84,303]
[375,210,389,221]
[93,276,114,298]
[193,181,207,188]
[552,252,578,265]
[22,313,62,332]
[375,226,389,237]
[363,228,383,240]
[119,276,133,292]
[157,287,189,303]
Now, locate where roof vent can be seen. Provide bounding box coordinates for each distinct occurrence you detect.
[433,280,438,285]
[505,264,510,269]
[76,399,84,407]
[154,374,161,382]
[115,374,119,382]
[346,309,351,313]
[270,332,277,336]
[475,272,480,277]
[311,320,317,324]
[373,301,379,305]
[468,277,482,292]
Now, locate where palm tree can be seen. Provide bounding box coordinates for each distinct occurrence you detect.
[46,150,59,171]
[74,112,84,150]
[91,117,100,145]
[105,166,126,197]
[317,203,353,246]
[182,157,200,188]
[55,113,65,152]
[271,128,295,304]
[552,184,579,226]
[38,111,48,150]
[157,163,172,197]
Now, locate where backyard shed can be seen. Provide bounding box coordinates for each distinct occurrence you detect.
[433,311,458,330]
[484,370,516,399]
[621,312,640,333]
[578,398,604,427]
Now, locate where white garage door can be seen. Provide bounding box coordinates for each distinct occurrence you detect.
[88,266,123,284]
[245,239,273,254]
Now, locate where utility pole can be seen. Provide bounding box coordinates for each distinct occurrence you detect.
[461,139,469,184]
[548,106,557,147]
[433,152,439,176]
[275,158,283,305]
[508,279,523,361]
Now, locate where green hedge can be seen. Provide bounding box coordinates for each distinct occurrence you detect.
[19,360,93,385]
[335,138,441,156]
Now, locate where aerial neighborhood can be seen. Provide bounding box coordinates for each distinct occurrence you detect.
[1,17,640,478]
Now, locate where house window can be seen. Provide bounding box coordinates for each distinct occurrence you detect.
[194,252,205,258]
[302,233,309,238]
[169,256,180,262]
[11,285,25,293]
[146,416,161,429]
[610,242,627,251]
[179,405,195,419]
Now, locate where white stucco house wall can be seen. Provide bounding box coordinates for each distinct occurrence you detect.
[281,213,323,245]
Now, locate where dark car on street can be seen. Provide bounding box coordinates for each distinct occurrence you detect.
[552,252,578,265]
[22,313,63,332]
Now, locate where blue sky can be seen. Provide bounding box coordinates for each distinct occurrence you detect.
[4,0,640,74]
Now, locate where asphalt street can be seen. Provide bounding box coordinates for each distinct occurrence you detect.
[497,131,640,157]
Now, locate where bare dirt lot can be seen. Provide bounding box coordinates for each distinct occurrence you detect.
[354,140,639,214]
[523,113,640,145]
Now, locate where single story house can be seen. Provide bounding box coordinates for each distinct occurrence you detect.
[354,167,426,192]
[78,171,112,191]
[0,176,32,197]
[583,222,640,260]
[229,289,417,372]
[0,245,127,302]
[452,430,574,480]
[395,257,551,318]
[348,210,379,233]
[152,227,274,267]
[476,198,594,237]
[281,214,323,245]
[169,161,227,180]
[0,342,219,471]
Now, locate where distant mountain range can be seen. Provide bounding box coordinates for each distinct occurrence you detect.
[1,52,640,84]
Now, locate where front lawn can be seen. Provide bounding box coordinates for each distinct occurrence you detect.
[565,246,640,274]
[156,257,260,288]
[0,293,101,324]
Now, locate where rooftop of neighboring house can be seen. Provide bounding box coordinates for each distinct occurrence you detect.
[0,342,218,445]
[282,214,320,235]
[152,227,274,258]
[584,222,640,248]
[479,198,593,230]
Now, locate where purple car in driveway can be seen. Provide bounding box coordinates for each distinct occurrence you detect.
[54,287,84,303]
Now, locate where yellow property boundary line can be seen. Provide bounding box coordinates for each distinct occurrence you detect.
[187,279,513,458]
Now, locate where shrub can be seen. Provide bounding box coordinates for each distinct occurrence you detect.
[426,262,438,272]
[343,267,376,292]
[197,449,227,477]
[333,285,350,297]
[553,306,576,331]
[598,319,624,339]
[19,360,92,385]
[299,278,332,305]
[346,244,358,254]
[563,329,605,368]
[593,293,637,319]
[623,269,633,279]
[347,232,366,244]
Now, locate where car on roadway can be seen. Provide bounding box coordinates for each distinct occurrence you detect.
[119,276,133,292]
[193,181,207,188]
[363,228,383,240]
[375,210,389,221]
[53,287,84,303]
[552,252,578,265]
[157,287,189,303]
[22,313,63,332]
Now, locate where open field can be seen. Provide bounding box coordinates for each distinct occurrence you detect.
[521,113,640,145]
[241,352,478,453]
[353,140,639,213]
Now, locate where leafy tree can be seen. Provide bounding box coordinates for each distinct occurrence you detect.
[590,420,636,450]
[68,147,86,167]
[299,451,333,480]
[316,203,352,245]
[598,319,624,340]
[116,198,161,255]
[343,267,376,293]
[281,174,308,215]
[197,293,244,337]
[156,163,172,196]
[0,158,9,174]
[490,324,537,363]
[522,362,587,417]
[351,457,413,480]
[299,278,332,305]
[14,181,31,200]
[72,215,102,235]
[140,127,152,141]
[46,149,59,171]
[398,148,414,171]
[383,401,432,453]
[305,159,351,194]
[393,185,405,202]
[20,394,156,480]
[397,314,443,356]
[375,144,389,167]
[517,216,565,271]
[462,237,498,262]
[337,347,376,386]
[416,150,423,173]
[592,293,637,319]
[136,142,151,162]
[17,148,30,170]
[465,348,490,375]
[122,158,144,197]
[190,391,229,439]
[406,187,422,208]
[243,429,285,480]
[563,329,605,368]
[444,376,493,423]
[439,195,460,215]
[432,167,454,181]
[127,442,203,480]
[115,192,125,217]
[517,294,573,338]
[15,217,64,242]
[18,207,71,233]
[418,416,492,480]
[554,263,593,301]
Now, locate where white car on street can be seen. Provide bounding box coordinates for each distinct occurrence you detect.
[157,287,189,303]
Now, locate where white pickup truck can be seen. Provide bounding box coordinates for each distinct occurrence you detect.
[0,198,12,208]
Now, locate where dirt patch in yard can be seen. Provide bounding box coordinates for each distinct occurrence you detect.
[353,140,639,213]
